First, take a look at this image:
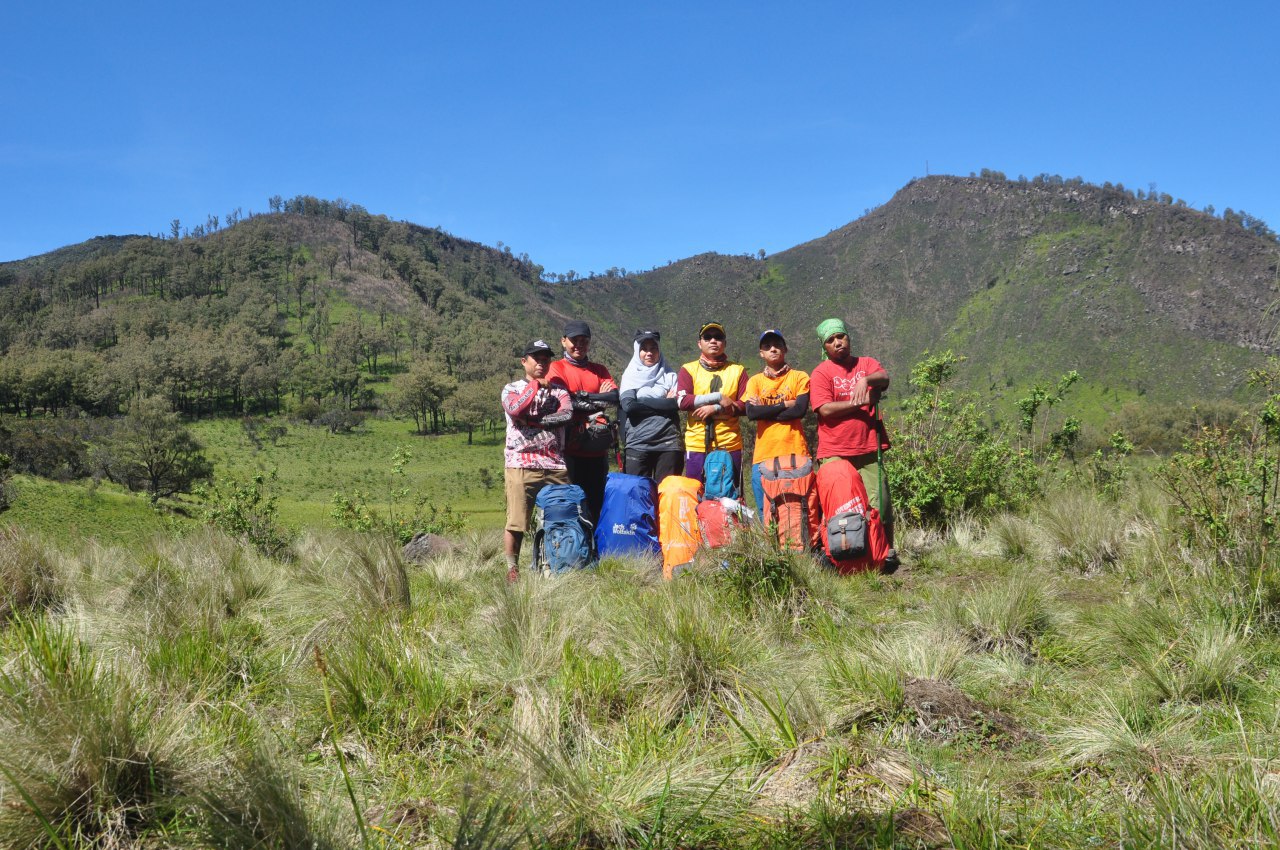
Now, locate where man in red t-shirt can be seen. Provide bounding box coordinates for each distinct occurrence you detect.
[809,317,898,568]
[547,320,618,525]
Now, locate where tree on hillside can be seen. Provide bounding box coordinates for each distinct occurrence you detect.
[318,245,340,280]
[0,451,12,513]
[390,360,457,434]
[93,395,213,502]
[449,376,504,444]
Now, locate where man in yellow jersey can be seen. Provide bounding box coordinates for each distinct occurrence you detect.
[675,321,747,491]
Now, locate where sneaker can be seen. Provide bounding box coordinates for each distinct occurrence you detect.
[506,565,520,584]
[881,549,901,574]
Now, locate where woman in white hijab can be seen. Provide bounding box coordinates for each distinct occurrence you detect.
[618,329,719,481]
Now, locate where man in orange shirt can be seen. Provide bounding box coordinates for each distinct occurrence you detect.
[743,329,812,516]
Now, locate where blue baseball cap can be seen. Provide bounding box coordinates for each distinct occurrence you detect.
[759,329,787,347]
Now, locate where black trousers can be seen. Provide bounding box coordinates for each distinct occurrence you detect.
[624,449,684,483]
[565,454,608,526]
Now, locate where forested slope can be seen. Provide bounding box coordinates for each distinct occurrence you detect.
[0,198,565,419]
[2,175,1278,427]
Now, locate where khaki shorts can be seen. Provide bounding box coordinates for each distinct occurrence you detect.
[504,467,570,532]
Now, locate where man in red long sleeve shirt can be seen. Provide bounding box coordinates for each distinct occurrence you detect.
[547,320,617,525]
[501,339,573,582]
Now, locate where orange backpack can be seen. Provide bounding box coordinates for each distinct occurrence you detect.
[760,454,821,552]
[658,475,703,579]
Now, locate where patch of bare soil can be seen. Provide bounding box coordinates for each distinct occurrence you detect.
[753,741,825,811]
[365,798,436,843]
[892,807,951,848]
[903,677,1029,747]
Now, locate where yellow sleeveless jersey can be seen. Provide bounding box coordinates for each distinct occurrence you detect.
[681,360,746,452]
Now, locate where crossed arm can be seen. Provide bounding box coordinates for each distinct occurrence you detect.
[502,382,573,427]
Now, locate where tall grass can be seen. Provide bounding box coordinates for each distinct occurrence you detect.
[3,463,1280,847]
[0,528,64,623]
[0,618,202,848]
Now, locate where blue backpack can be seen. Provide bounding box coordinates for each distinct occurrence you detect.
[703,421,739,501]
[595,472,660,557]
[533,484,596,575]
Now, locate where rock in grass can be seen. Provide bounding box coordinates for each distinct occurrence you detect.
[401,532,454,563]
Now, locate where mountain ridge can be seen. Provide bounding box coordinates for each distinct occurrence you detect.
[548,175,1279,405]
[1,176,1276,420]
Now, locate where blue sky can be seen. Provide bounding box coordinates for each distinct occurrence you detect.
[3,1,1276,275]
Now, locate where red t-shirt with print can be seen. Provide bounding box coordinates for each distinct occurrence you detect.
[809,356,890,458]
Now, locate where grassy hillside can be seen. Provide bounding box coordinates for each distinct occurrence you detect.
[2,474,178,543]
[4,176,1275,426]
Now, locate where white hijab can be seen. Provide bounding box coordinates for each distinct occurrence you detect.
[620,339,677,399]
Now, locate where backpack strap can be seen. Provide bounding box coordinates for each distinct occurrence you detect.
[797,453,810,550]
[531,527,545,571]
[769,456,781,526]
[871,402,890,523]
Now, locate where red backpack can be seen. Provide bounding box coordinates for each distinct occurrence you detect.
[815,459,889,574]
[696,497,747,549]
[760,454,821,552]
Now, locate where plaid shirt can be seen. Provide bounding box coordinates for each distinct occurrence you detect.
[502,378,573,469]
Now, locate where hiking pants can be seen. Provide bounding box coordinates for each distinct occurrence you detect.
[565,454,608,526]
[624,449,683,483]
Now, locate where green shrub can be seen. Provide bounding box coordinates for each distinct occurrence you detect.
[714,527,809,610]
[885,351,1039,529]
[330,446,465,543]
[1157,365,1280,563]
[197,471,292,557]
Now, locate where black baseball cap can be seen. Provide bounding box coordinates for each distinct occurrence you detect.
[522,339,554,357]
[699,321,726,338]
[635,329,661,343]
[563,320,592,339]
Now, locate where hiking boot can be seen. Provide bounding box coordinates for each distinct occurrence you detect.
[506,565,520,584]
[881,549,901,574]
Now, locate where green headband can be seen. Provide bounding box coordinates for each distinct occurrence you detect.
[815,318,847,359]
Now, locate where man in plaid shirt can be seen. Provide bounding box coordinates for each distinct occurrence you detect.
[501,339,573,581]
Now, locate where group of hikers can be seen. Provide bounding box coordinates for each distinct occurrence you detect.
[500,318,898,581]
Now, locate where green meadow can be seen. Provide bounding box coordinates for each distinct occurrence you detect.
[1,415,510,547]
[188,416,509,531]
[2,355,1279,848]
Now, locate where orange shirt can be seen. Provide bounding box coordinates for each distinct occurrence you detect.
[744,369,811,463]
